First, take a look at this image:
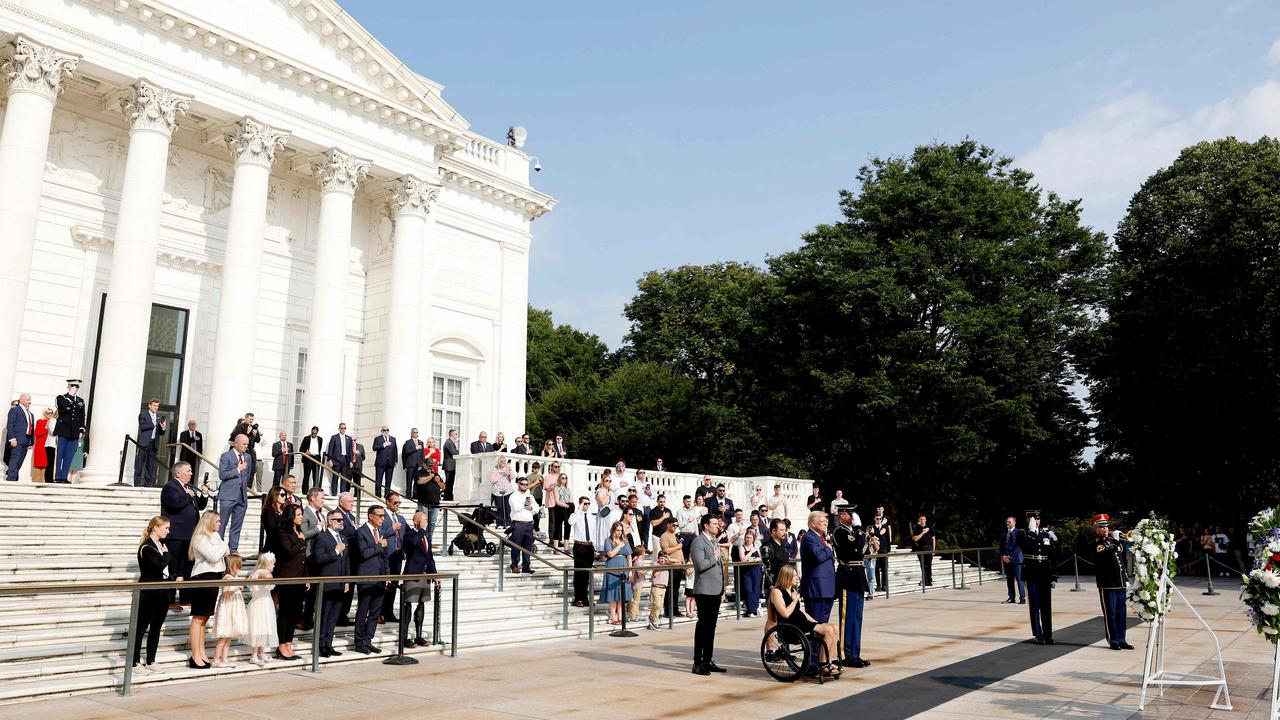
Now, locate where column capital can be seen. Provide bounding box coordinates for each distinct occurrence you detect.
[2,35,79,101]
[225,116,289,168]
[121,79,191,137]
[313,148,370,194]
[389,175,442,218]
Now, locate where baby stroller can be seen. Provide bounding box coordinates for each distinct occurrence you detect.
[450,505,499,556]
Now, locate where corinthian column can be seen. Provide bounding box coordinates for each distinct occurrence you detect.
[83,79,191,483]
[0,35,79,402]
[304,148,369,438]
[206,118,289,444]
[383,175,440,450]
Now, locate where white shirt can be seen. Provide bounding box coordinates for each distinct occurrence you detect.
[509,489,539,522]
[767,494,786,517]
[303,435,323,454]
[149,412,158,440]
[674,506,700,535]
[638,488,656,510]
[829,497,848,514]
[570,509,597,543]
[726,521,747,547]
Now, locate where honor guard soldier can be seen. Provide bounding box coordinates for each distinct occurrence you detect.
[53,378,86,483]
[832,506,870,668]
[1018,510,1058,645]
[1093,514,1133,650]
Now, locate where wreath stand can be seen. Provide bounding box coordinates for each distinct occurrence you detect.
[1268,639,1280,720]
[1137,551,1232,711]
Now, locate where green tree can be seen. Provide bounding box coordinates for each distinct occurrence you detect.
[766,140,1108,540]
[525,305,612,406]
[1086,137,1280,518]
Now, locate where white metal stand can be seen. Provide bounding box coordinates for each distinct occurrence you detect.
[1269,640,1279,720]
[1137,552,1232,711]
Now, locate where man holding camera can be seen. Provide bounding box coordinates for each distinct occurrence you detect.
[508,477,539,574]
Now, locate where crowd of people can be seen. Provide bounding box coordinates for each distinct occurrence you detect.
[1172,523,1249,577]
[3,380,88,482]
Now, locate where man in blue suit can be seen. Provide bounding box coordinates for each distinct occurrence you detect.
[326,422,353,495]
[312,510,350,658]
[371,425,397,496]
[5,394,34,482]
[134,398,166,487]
[161,461,209,606]
[217,434,252,553]
[1000,515,1026,604]
[352,505,389,654]
[401,510,439,646]
[801,510,836,624]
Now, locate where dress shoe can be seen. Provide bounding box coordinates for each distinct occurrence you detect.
[188,657,211,669]
[1043,638,1056,645]
[320,649,333,658]
[705,661,727,673]
[368,645,383,654]
[1119,642,1134,650]
[1108,644,1122,651]
[841,657,871,668]
[383,615,399,623]
[1018,599,1026,604]
[413,637,428,646]
[352,645,371,655]
[1031,638,1045,645]
[1002,598,1015,604]
[328,648,343,657]
[691,664,711,676]
[273,651,300,661]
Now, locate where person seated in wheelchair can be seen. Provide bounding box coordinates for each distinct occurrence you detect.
[765,564,841,677]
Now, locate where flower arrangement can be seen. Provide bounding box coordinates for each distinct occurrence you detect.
[1240,506,1280,643]
[1128,514,1177,621]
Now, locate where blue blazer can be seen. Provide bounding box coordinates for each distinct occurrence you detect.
[6,406,32,446]
[327,433,352,464]
[137,411,163,448]
[160,478,207,540]
[800,529,835,599]
[354,524,389,579]
[372,435,397,467]
[999,528,1024,564]
[382,512,407,555]
[311,531,348,578]
[403,527,438,575]
[216,448,251,503]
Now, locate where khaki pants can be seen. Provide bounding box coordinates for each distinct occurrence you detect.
[627,583,642,619]
[648,585,668,624]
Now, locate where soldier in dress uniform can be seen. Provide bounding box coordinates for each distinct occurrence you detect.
[53,379,86,483]
[1093,513,1133,650]
[1018,510,1058,645]
[832,506,871,668]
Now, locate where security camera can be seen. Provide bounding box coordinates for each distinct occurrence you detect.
[533,161,542,172]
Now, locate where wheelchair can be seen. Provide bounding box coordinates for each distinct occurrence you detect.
[761,623,838,683]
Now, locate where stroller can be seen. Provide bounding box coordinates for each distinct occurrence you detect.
[450,505,499,556]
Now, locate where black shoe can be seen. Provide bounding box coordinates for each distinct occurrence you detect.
[839,657,862,668]
[672,611,684,617]
[1031,638,1045,645]
[1109,644,1122,651]
[300,622,313,631]
[1119,642,1134,650]
[352,645,371,655]
[188,657,210,669]
[328,648,343,657]
[368,645,383,654]
[1019,598,1026,604]
[413,637,428,647]
[320,649,333,658]
[383,615,399,623]
[692,664,711,676]
[705,661,727,673]
[1044,638,1056,645]
[1002,598,1015,604]
[336,618,354,626]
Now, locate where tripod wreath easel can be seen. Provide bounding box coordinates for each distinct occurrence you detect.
[1136,547,1232,711]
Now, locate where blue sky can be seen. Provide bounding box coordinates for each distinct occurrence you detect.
[349,1,1280,348]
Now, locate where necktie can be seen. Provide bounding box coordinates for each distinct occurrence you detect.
[584,514,591,543]
[423,536,429,554]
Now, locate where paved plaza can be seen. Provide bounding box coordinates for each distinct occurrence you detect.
[4,577,1272,719]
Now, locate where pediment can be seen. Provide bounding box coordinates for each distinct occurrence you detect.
[130,0,467,129]
[431,336,486,362]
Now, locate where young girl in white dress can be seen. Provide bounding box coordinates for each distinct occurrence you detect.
[245,552,278,667]
[212,554,247,668]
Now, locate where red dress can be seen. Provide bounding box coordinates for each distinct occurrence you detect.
[33,418,49,468]
[423,447,442,475]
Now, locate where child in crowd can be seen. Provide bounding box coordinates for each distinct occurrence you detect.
[212,554,247,668]
[245,552,278,667]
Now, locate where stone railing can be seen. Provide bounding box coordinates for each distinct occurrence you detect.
[453,452,813,526]
[453,134,531,183]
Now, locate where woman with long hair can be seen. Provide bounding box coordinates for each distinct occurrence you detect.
[423,436,442,476]
[187,510,228,669]
[540,439,555,457]
[739,528,764,617]
[133,515,171,673]
[493,432,509,453]
[767,564,840,676]
[599,521,632,625]
[272,504,307,660]
[259,485,286,554]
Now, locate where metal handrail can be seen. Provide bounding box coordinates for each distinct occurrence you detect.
[116,434,176,487]
[0,570,462,697]
[165,441,222,485]
[440,506,561,572]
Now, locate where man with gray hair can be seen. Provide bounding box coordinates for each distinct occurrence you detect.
[5,393,34,482]
[217,433,252,552]
[160,460,209,608]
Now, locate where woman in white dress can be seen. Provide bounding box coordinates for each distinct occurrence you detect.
[245,552,278,666]
[594,474,614,553]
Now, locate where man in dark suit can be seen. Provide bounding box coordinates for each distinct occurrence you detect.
[469,431,492,454]
[178,420,203,470]
[5,394,34,482]
[53,380,86,483]
[217,434,253,552]
[401,428,424,496]
[134,398,166,487]
[401,510,439,646]
[351,441,366,492]
[1000,515,1026,604]
[299,426,324,493]
[160,461,209,607]
[353,505,389,653]
[336,492,359,625]
[512,434,531,455]
[553,434,568,459]
[326,422,353,495]
[371,425,397,496]
[379,491,408,623]
[312,510,349,658]
[271,431,294,483]
[442,429,460,501]
[705,484,735,521]
[801,511,836,624]
[300,486,327,629]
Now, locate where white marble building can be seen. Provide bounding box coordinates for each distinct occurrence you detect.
[0,0,555,484]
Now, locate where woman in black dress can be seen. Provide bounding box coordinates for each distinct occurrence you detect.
[259,485,286,554]
[273,504,307,660]
[134,516,171,673]
[766,564,840,676]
